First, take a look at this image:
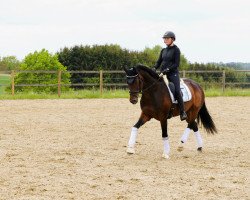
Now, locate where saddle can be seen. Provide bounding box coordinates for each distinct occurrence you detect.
[162,75,192,104]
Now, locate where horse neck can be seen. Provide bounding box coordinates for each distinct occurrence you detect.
[139,71,159,93]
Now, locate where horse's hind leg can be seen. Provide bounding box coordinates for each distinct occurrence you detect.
[127,113,150,154]
[189,121,203,151]
[178,121,203,152]
[177,126,191,152]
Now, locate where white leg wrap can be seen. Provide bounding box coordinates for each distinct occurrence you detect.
[194,131,203,148]
[162,137,170,155]
[180,128,191,143]
[128,127,138,148]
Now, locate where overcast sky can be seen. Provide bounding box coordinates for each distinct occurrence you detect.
[0,0,249,63]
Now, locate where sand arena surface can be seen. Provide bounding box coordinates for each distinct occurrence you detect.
[0,97,249,200]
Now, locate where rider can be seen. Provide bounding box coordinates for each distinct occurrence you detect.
[153,31,187,121]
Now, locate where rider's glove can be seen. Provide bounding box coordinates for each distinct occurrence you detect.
[162,68,170,75]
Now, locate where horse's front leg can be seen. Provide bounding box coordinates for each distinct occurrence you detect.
[127,112,150,154]
[161,119,170,159]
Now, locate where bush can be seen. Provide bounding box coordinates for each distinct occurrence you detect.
[8,49,71,93]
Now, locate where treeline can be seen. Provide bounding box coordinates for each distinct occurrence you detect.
[57,44,249,87]
[57,44,163,87]
[187,62,249,87]
[211,62,250,70]
[57,44,191,71]
[57,44,190,86]
[3,44,247,72]
[58,44,155,70]
[1,44,249,92]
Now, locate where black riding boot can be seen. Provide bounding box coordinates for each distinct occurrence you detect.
[176,94,187,121]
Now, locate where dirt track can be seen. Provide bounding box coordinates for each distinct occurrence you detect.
[0,97,249,200]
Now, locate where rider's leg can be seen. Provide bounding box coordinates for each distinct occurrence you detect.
[176,92,187,120]
[167,73,187,121]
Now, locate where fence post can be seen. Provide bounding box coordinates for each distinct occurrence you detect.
[58,70,62,97]
[222,70,226,93]
[11,70,15,96]
[182,70,186,78]
[99,70,103,96]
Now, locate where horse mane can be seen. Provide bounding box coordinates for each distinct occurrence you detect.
[135,64,160,80]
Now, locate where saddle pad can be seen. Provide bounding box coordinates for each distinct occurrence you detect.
[163,76,192,104]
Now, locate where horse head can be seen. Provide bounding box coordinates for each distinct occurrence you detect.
[123,66,141,104]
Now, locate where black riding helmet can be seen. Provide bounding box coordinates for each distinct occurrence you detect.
[162,31,176,41]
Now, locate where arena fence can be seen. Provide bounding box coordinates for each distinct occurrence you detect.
[0,70,249,96]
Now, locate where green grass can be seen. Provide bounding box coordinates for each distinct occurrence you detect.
[0,74,11,95]
[0,88,249,100]
[1,72,249,98]
[205,88,250,96]
[0,89,130,99]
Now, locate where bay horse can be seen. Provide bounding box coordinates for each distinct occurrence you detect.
[124,64,217,159]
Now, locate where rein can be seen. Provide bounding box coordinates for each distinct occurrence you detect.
[126,74,161,94]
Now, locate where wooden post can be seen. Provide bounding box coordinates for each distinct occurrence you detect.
[222,70,226,93]
[99,70,103,96]
[182,70,186,78]
[58,70,62,97]
[11,70,15,96]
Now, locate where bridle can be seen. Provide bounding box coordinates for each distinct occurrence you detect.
[126,73,161,95]
[126,74,141,95]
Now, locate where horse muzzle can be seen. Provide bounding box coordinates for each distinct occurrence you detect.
[129,95,138,104]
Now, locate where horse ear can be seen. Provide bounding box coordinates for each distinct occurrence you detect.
[132,66,137,73]
[123,66,129,73]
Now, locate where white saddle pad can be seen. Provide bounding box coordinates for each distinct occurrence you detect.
[163,76,192,104]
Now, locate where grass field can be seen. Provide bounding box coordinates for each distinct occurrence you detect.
[0,74,11,95]
[0,88,249,99]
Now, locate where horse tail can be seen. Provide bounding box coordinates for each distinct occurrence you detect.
[197,102,217,134]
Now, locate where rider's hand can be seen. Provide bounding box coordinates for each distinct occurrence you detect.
[163,68,170,75]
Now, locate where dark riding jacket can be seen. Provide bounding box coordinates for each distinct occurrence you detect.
[155,44,182,100]
[155,45,181,74]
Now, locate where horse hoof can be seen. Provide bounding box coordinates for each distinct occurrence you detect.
[177,146,184,152]
[177,143,184,152]
[162,153,170,159]
[127,147,135,154]
[197,147,202,152]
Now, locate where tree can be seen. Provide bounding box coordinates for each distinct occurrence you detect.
[13,49,70,93]
[0,56,20,71]
[179,54,189,70]
[143,45,162,66]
